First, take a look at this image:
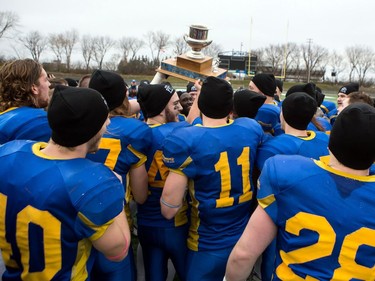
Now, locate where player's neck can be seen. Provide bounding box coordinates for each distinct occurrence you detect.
[202,115,228,127]
[328,153,369,176]
[264,95,275,104]
[41,142,87,159]
[285,125,308,137]
[147,115,165,125]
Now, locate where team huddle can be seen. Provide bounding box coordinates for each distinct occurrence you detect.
[0,59,374,281]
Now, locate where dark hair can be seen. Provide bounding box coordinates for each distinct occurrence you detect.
[347,92,374,107]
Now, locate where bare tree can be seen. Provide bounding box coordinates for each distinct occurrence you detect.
[345,45,375,85]
[262,44,284,73]
[118,37,132,62]
[153,31,170,62]
[172,35,189,56]
[63,29,78,72]
[81,35,95,71]
[19,31,47,62]
[144,31,155,60]
[48,33,65,70]
[301,41,328,82]
[129,38,144,60]
[103,53,121,71]
[204,42,223,58]
[118,37,144,61]
[93,36,115,69]
[355,46,374,85]
[144,31,170,63]
[283,42,300,80]
[0,11,19,39]
[329,51,346,83]
[345,46,360,82]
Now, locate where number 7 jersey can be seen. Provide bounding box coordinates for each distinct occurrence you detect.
[162,118,265,251]
[258,154,375,280]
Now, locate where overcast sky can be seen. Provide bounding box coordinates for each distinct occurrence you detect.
[1,0,374,61]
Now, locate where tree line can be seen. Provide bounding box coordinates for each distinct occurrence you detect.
[1,11,374,85]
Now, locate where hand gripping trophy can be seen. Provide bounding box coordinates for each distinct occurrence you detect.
[157,24,227,82]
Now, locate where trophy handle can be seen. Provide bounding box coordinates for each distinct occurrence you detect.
[202,40,213,48]
[183,34,189,43]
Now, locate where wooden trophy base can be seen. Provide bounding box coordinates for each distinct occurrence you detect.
[157,54,227,82]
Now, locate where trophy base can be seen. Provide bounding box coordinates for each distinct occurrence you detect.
[185,50,205,60]
[157,55,227,83]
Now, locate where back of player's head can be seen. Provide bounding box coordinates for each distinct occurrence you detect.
[0,59,42,107]
[198,76,233,119]
[329,103,375,170]
[286,82,317,102]
[282,92,317,130]
[137,83,175,118]
[251,74,276,97]
[233,89,266,119]
[89,69,126,111]
[275,79,283,92]
[48,85,109,147]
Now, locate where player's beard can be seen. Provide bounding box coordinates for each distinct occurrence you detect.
[165,107,178,123]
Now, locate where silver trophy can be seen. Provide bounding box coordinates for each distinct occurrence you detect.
[184,25,213,60]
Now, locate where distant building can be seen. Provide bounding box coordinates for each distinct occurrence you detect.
[218,51,257,76]
[218,50,325,82]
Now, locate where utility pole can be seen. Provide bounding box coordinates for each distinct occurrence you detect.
[307,38,313,82]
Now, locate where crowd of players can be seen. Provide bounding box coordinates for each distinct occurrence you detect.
[0,59,375,281]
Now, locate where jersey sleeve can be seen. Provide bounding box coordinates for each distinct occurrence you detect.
[162,131,196,178]
[65,162,125,240]
[257,156,280,223]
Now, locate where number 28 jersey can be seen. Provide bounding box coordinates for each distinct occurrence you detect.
[258,155,375,280]
[163,118,265,251]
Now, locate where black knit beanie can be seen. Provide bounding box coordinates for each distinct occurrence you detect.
[198,76,233,119]
[251,74,276,97]
[286,82,317,102]
[282,92,317,130]
[233,89,266,118]
[338,82,360,95]
[328,103,375,170]
[89,69,126,111]
[48,85,109,147]
[137,84,175,118]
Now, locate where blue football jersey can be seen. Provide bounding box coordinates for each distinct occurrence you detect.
[256,130,329,170]
[137,121,190,228]
[0,107,51,144]
[87,117,151,188]
[0,141,125,281]
[87,116,151,231]
[255,103,281,135]
[307,117,332,132]
[162,118,265,251]
[258,155,375,280]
